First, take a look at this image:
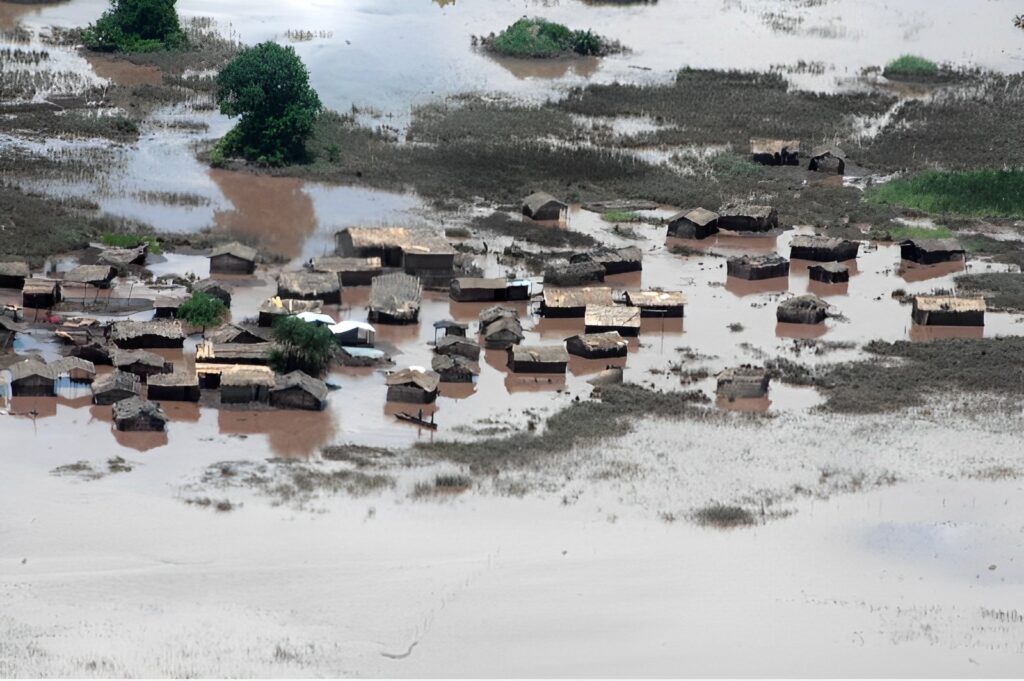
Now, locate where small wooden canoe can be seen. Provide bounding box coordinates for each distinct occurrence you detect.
[395,412,438,430]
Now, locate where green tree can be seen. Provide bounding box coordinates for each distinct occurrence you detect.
[269,316,336,376]
[83,0,186,52]
[215,42,322,166]
[178,292,226,330]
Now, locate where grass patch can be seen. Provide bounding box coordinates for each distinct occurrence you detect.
[866,224,954,241]
[482,17,620,58]
[473,211,598,249]
[956,273,1024,312]
[600,210,643,223]
[101,232,162,254]
[868,170,1024,219]
[883,54,938,79]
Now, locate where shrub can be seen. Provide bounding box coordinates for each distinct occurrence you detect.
[269,315,336,376]
[601,210,642,223]
[101,232,162,254]
[178,291,226,329]
[693,504,756,528]
[83,0,186,53]
[487,17,610,58]
[883,54,938,78]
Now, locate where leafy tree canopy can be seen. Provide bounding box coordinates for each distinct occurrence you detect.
[83,0,186,53]
[214,42,322,166]
[269,316,336,376]
[178,291,227,328]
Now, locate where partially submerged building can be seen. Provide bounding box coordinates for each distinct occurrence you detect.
[571,246,642,276]
[277,271,342,305]
[449,277,531,303]
[521,191,567,221]
[750,138,800,166]
[92,370,142,405]
[112,396,167,432]
[328,320,376,346]
[50,356,96,382]
[152,296,185,319]
[777,294,830,324]
[22,279,61,308]
[64,265,116,289]
[431,354,477,383]
[478,307,524,349]
[310,256,383,286]
[433,319,468,338]
[584,304,642,338]
[435,334,481,361]
[540,287,615,318]
[195,341,274,366]
[666,208,719,240]
[113,348,173,380]
[258,297,322,327]
[808,146,846,175]
[335,227,454,277]
[507,345,570,374]
[98,245,147,268]
[623,290,686,318]
[147,371,200,402]
[717,204,779,233]
[368,272,422,324]
[716,366,770,400]
[269,371,329,411]
[193,279,233,307]
[385,368,440,404]
[543,260,605,287]
[110,320,185,349]
[208,242,257,275]
[219,365,275,404]
[565,331,629,359]
[789,235,860,262]
[207,323,271,345]
[900,238,966,265]
[0,261,30,290]
[912,296,985,327]
[727,254,790,281]
[808,262,850,284]
[4,359,56,396]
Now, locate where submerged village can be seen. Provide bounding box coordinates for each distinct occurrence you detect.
[3,1,1024,676]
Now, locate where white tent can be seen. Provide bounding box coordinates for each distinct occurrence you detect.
[294,311,336,326]
[328,320,376,346]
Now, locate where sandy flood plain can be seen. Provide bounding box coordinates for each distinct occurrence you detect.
[2,397,1024,677]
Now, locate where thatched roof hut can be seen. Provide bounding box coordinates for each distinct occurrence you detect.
[716,366,770,400]
[64,265,116,288]
[522,192,567,221]
[270,370,329,410]
[208,242,257,274]
[727,254,790,281]
[195,340,274,366]
[219,365,275,404]
[4,359,56,396]
[584,304,642,337]
[540,287,615,318]
[98,245,147,267]
[507,345,569,374]
[112,396,168,432]
[112,348,173,380]
[92,370,142,405]
[565,331,628,359]
[750,138,800,166]
[386,367,440,404]
[0,261,30,289]
[147,371,200,402]
[431,354,477,383]
[277,271,342,304]
[808,262,849,284]
[571,246,643,276]
[900,238,966,265]
[912,296,985,327]
[193,279,233,307]
[789,235,860,262]
[666,208,719,240]
[777,294,830,324]
[369,272,422,324]
[543,261,605,287]
[50,356,96,382]
[717,204,779,232]
[310,255,383,286]
[22,278,61,308]
[207,323,272,345]
[110,320,185,349]
[623,290,686,318]
[435,334,481,361]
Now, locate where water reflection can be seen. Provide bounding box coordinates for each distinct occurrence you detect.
[909,323,984,343]
[899,260,967,284]
[488,55,602,80]
[217,408,337,458]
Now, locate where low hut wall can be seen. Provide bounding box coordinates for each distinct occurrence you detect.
[386,385,436,404]
[912,308,984,327]
[210,254,255,275]
[270,387,325,411]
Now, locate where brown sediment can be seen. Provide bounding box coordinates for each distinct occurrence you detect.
[715,395,771,413]
[899,260,966,284]
[568,355,627,377]
[438,382,477,399]
[908,323,984,343]
[488,55,602,80]
[84,52,162,87]
[724,276,789,297]
[113,429,169,452]
[775,322,828,340]
[806,280,850,298]
[217,408,337,459]
[505,374,567,393]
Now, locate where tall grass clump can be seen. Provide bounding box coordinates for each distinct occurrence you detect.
[693,504,756,528]
[883,54,938,79]
[868,169,1024,218]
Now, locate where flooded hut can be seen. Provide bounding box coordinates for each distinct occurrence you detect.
[750,138,800,166]
[147,371,200,402]
[435,334,481,361]
[207,323,271,345]
[193,279,233,307]
[727,254,790,281]
[522,191,567,221]
[112,396,167,432]
[92,370,141,405]
[507,345,570,374]
[219,366,275,404]
[98,245,147,267]
[571,246,643,276]
[208,242,257,275]
[196,340,274,366]
[328,320,376,346]
[912,296,985,327]
[478,307,524,349]
[808,262,850,284]
[277,271,342,305]
[543,260,605,287]
[113,349,173,380]
[900,238,966,265]
[623,290,686,317]
[152,296,185,319]
[335,227,454,277]
[716,366,770,400]
[258,297,322,327]
[310,255,383,286]
[433,319,468,338]
[431,354,477,383]
[449,277,530,302]
[64,265,116,289]
[386,368,440,404]
[72,342,114,366]
[565,331,628,359]
[110,320,185,349]
[584,304,642,338]
[269,371,329,411]
[5,359,56,396]
[666,208,719,240]
[777,294,829,324]
[540,287,615,318]
[50,356,96,382]
[337,346,388,367]
[808,146,846,175]
[789,235,860,262]
[0,261,30,289]
[368,272,422,324]
[0,317,24,348]
[22,279,61,308]
[717,204,779,233]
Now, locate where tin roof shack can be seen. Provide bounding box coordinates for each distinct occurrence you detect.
[450,277,530,302]
[572,246,643,276]
[507,345,570,374]
[522,191,567,221]
[329,320,376,347]
[310,256,383,286]
[431,354,477,383]
[277,271,342,305]
[152,296,185,319]
[623,290,686,318]
[912,296,985,327]
[386,368,440,404]
[147,371,200,402]
[808,262,850,284]
[193,279,233,307]
[777,294,830,324]
[64,265,116,289]
[113,349,173,380]
[716,366,770,400]
[269,371,328,410]
[433,319,468,338]
[22,279,61,308]
[369,272,422,324]
[5,359,56,396]
[258,297,322,327]
[207,323,271,345]
[112,396,167,432]
[727,254,790,281]
[750,138,800,166]
[435,334,481,361]
[478,307,524,349]
[0,261,30,289]
[540,287,615,318]
[717,204,779,233]
[900,238,966,265]
[808,146,846,175]
[196,341,274,366]
[50,356,96,382]
[789,235,860,262]
[543,260,605,287]
[666,208,719,240]
[584,304,642,337]
[209,242,257,275]
[110,320,185,349]
[565,331,628,359]
[92,370,141,404]
[98,245,147,268]
[220,366,275,404]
